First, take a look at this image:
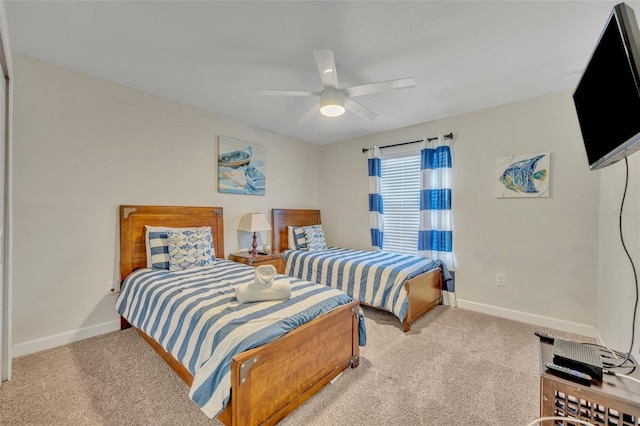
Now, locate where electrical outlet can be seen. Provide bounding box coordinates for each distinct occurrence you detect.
[496,273,506,287]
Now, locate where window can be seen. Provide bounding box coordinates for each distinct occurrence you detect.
[380,153,420,255]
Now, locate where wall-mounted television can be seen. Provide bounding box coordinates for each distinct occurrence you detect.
[573,2,640,170]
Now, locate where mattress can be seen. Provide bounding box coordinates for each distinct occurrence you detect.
[116,259,360,418]
[282,247,445,322]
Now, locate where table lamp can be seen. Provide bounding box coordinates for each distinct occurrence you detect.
[237,213,272,258]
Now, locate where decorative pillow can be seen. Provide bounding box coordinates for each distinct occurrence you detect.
[287,226,297,250]
[291,226,308,250]
[166,228,215,271]
[303,225,327,252]
[147,227,170,269]
[145,225,214,269]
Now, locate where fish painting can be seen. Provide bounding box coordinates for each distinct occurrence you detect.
[499,154,547,194]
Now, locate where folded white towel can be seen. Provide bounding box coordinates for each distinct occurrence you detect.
[236,281,291,304]
[254,264,277,286]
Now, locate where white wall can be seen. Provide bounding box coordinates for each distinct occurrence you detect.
[319,91,600,335]
[597,156,640,356]
[12,54,320,352]
[11,53,613,353]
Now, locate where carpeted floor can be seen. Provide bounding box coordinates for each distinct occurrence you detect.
[0,306,586,425]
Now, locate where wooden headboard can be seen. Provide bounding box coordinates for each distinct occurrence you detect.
[271,209,321,253]
[119,205,225,282]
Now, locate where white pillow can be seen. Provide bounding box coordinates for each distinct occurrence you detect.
[145,225,214,269]
[287,226,296,250]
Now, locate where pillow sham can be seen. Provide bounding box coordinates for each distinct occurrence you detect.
[166,228,215,271]
[287,226,297,250]
[291,226,308,250]
[145,225,214,269]
[147,227,170,269]
[303,224,327,252]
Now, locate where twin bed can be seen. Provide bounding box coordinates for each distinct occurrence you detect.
[271,208,445,332]
[117,205,362,426]
[117,205,445,424]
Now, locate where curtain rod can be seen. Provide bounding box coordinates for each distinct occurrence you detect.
[361,132,453,153]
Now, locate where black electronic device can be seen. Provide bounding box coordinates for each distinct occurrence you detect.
[552,339,603,381]
[573,2,640,170]
[535,331,560,344]
[544,362,593,386]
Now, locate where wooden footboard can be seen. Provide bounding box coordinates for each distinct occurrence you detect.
[225,300,360,425]
[402,267,443,332]
[359,267,443,332]
[135,300,360,426]
[271,208,444,332]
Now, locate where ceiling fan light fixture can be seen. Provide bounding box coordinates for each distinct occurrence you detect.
[255,49,415,121]
[320,104,345,117]
[319,88,345,117]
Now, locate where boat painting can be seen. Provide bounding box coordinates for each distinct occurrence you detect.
[218,146,252,167]
[245,166,266,191]
[218,136,266,195]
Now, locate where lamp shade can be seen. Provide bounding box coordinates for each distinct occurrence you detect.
[237,213,272,232]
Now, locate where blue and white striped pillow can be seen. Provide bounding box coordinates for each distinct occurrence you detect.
[145,226,215,269]
[291,226,308,250]
[148,229,171,269]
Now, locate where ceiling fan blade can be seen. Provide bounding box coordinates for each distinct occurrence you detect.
[298,102,320,123]
[253,90,319,97]
[345,98,378,120]
[312,49,338,89]
[344,77,416,98]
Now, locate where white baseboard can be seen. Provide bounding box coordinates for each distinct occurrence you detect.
[12,319,120,358]
[594,328,606,347]
[457,299,598,340]
[9,301,600,357]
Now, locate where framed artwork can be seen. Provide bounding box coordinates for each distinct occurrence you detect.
[495,152,550,198]
[218,136,266,195]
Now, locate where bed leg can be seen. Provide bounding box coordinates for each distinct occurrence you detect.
[350,355,360,368]
[120,317,131,330]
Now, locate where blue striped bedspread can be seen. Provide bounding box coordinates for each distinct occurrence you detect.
[115,259,360,419]
[282,247,445,322]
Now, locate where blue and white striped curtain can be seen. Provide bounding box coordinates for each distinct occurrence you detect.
[418,136,455,305]
[368,146,384,251]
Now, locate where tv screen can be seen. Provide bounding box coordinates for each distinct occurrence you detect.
[573,2,640,170]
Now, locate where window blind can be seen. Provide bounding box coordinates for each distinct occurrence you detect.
[380,154,420,255]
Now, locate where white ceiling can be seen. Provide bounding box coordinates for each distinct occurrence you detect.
[5,0,631,145]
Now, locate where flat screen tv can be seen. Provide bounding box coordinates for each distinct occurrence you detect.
[573,2,640,170]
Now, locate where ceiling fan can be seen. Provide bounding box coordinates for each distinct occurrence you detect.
[254,49,416,122]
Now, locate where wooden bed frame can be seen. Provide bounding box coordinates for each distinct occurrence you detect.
[119,205,360,426]
[271,208,443,332]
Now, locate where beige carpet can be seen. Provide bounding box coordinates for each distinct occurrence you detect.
[0,306,583,425]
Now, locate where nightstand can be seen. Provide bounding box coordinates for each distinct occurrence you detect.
[538,339,640,422]
[228,252,285,274]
